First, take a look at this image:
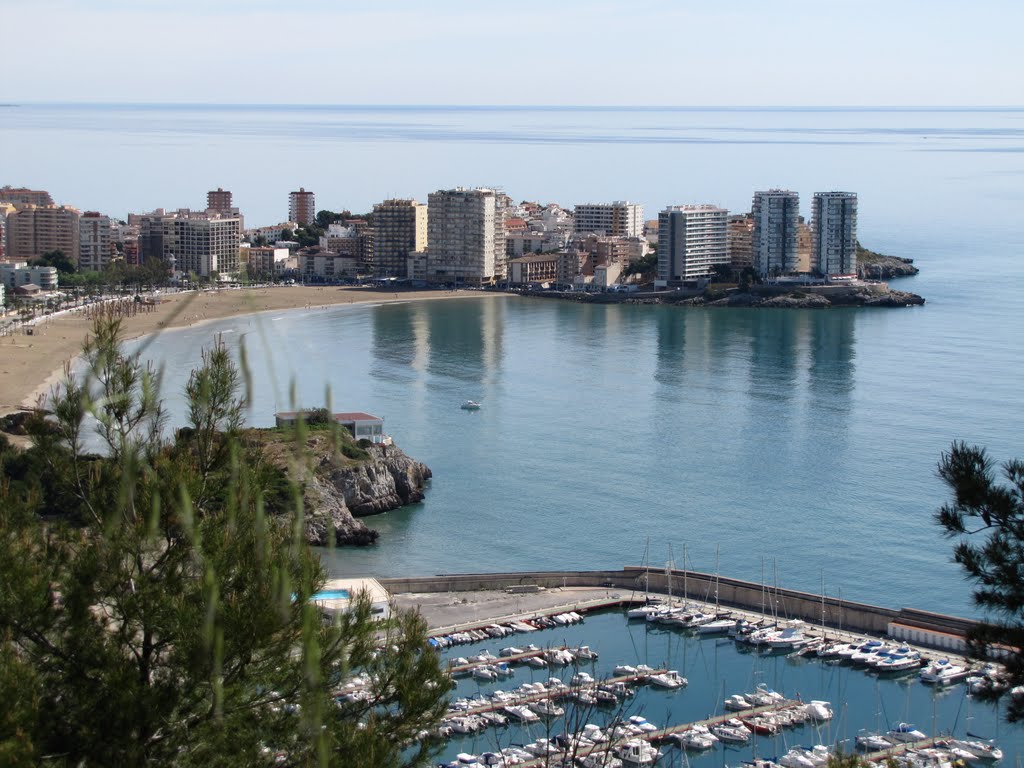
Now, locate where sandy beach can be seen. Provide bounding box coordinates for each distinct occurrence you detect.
[0,286,502,418]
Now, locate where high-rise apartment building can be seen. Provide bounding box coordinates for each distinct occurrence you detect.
[171,212,241,278]
[79,212,112,272]
[811,192,858,277]
[288,188,316,226]
[5,205,81,263]
[426,187,506,284]
[751,189,800,277]
[132,208,240,277]
[0,186,54,207]
[727,214,754,272]
[573,201,644,237]
[657,205,729,283]
[206,187,234,213]
[372,199,427,277]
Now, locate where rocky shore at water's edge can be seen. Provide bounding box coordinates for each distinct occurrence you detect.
[669,286,925,309]
[259,432,432,547]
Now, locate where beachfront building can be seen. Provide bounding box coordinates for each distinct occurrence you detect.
[0,186,54,207]
[244,221,298,245]
[372,199,427,277]
[573,201,644,237]
[4,205,81,263]
[426,187,507,285]
[206,187,233,214]
[657,204,729,283]
[0,261,59,292]
[289,188,316,226]
[727,214,754,272]
[297,248,359,282]
[133,208,241,277]
[244,246,290,279]
[752,189,800,277]
[78,211,112,272]
[811,191,858,278]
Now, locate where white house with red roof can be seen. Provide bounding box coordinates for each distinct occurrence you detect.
[274,410,386,444]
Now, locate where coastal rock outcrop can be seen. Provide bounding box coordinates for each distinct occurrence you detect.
[258,431,432,547]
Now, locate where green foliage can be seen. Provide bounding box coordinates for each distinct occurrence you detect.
[305,408,332,426]
[34,249,77,274]
[624,251,657,278]
[936,441,1024,721]
[0,317,448,765]
[315,210,343,229]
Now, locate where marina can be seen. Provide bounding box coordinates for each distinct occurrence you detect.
[398,584,1017,766]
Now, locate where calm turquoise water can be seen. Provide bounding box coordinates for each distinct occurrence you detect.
[16,103,1022,618]
[431,610,1022,765]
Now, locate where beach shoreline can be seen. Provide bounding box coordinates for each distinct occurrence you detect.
[1,286,505,419]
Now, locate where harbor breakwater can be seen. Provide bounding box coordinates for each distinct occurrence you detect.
[381,567,976,653]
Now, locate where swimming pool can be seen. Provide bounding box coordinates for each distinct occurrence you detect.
[312,589,351,601]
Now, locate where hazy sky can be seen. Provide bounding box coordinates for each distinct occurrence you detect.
[4,0,1021,105]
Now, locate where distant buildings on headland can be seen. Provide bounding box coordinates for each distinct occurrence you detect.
[0,182,863,295]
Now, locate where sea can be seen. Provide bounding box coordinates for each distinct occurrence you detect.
[6,103,1024,758]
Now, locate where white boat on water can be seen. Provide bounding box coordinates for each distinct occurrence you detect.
[532,699,565,718]
[460,400,482,410]
[856,729,893,751]
[579,754,623,768]
[804,700,834,722]
[503,704,539,723]
[724,693,751,711]
[614,738,662,766]
[627,715,659,733]
[673,724,719,750]
[945,738,1004,762]
[920,658,969,685]
[711,719,752,744]
[887,722,926,742]
[697,617,736,635]
[648,670,687,689]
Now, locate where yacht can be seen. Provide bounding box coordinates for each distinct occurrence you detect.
[711,719,752,744]
[673,724,719,750]
[460,401,481,410]
[532,699,565,718]
[919,658,969,685]
[746,683,785,706]
[945,738,1004,762]
[614,739,662,766]
[724,693,752,711]
[804,700,834,722]
[855,730,893,751]
[626,715,659,733]
[887,722,926,742]
[697,617,736,635]
[572,645,599,661]
[648,670,687,689]
[579,754,623,768]
[502,704,539,723]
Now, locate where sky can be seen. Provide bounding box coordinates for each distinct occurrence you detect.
[2,0,1022,106]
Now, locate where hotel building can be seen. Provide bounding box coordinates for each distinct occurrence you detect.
[426,187,506,284]
[288,188,316,226]
[4,205,81,263]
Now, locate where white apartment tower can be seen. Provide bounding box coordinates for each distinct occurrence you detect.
[426,188,506,284]
[657,205,730,283]
[372,199,428,277]
[751,189,800,277]
[288,188,316,226]
[79,212,112,272]
[573,201,644,237]
[811,191,858,277]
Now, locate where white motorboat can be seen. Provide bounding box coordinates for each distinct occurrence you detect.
[478,711,507,727]
[746,683,785,706]
[460,400,481,410]
[572,645,599,661]
[570,671,595,687]
[523,656,547,669]
[614,738,662,766]
[724,693,751,711]
[627,603,664,620]
[472,665,499,681]
[544,648,575,665]
[697,617,736,635]
[673,725,718,750]
[874,653,922,673]
[579,754,623,768]
[523,738,561,757]
[887,722,926,742]
[648,670,687,689]
[856,730,893,751]
[627,715,659,733]
[946,738,1004,762]
[919,658,969,685]
[502,704,539,723]
[613,664,639,676]
[779,749,817,768]
[711,719,751,744]
[532,699,565,718]
[804,700,834,722]
[499,646,524,657]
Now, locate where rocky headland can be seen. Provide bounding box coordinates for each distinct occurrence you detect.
[671,286,925,309]
[257,430,432,547]
[856,243,920,279]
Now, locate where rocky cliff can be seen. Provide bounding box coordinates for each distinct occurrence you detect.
[856,244,920,279]
[260,431,432,547]
[678,287,925,309]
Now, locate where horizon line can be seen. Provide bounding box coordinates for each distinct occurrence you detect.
[4,101,1024,111]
